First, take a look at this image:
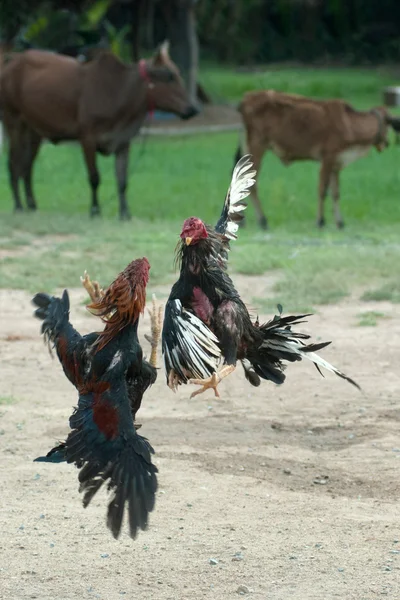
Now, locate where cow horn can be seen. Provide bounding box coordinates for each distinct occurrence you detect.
[160,40,170,57]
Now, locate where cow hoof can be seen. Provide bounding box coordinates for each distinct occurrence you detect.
[317,218,326,228]
[259,216,268,230]
[14,206,24,213]
[27,205,37,212]
[119,212,131,221]
[337,220,345,229]
[90,206,101,218]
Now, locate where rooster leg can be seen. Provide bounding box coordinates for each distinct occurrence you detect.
[144,294,163,368]
[168,369,180,392]
[189,365,236,399]
[80,270,104,304]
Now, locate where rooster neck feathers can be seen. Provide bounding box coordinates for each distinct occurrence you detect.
[176,227,226,275]
[88,258,150,353]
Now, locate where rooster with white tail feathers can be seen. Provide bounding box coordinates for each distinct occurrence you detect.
[162,155,360,397]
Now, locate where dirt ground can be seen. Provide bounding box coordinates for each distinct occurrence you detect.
[1,276,400,600]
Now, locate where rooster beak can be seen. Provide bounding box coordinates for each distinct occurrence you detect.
[185,237,192,246]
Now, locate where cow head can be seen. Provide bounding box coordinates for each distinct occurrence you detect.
[371,106,400,151]
[384,110,400,146]
[141,41,198,120]
[369,107,390,151]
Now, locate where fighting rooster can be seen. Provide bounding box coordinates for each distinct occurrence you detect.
[33,258,159,539]
[162,155,359,397]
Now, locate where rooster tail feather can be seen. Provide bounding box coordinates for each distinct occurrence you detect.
[215,155,256,240]
[74,438,158,540]
[249,311,360,390]
[34,442,67,463]
[66,399,158,540]
[295,347,361,389]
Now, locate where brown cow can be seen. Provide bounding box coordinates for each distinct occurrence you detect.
[235,90,400,229]
[0,42,198,219]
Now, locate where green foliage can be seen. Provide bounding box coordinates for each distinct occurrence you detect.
[196,0,400,64]
[84,0,113,27]
[103,21,131,60]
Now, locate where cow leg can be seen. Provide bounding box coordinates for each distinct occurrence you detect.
[8,144,23,212]
[115,144,131,221]
[81,139,101,217]
[317,160,333,227]
[4,117,24,212]
[246,139,268,229]
[329,169,344,229]
[22,130,42,211]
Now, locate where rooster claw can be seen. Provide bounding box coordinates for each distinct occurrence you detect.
[189,373,221,399]
[80,269,104,304]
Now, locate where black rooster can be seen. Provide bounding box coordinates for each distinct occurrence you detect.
[33,258,159,539]
[162,155,359,397]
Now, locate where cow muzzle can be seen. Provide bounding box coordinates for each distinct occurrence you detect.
[375,140,389,152]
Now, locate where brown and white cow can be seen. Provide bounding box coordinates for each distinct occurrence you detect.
[235,90,400,229]
[0,41,198,219]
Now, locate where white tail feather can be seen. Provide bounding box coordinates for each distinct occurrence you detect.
[227,155,256,221]
[262,337,360,389]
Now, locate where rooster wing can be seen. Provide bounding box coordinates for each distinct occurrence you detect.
[32,290,93,387]
[162,299,221,387]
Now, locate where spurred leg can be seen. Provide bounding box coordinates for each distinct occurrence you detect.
[144,294,163,368]
[189,365,236,398]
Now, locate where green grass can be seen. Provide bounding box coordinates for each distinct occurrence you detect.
[361,281,400,303]
[0,396,18,405]
[1,65,400,310]
[357,311,387,327]
[200,63,400,109]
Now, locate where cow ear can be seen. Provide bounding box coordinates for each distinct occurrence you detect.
[153,40,170,66]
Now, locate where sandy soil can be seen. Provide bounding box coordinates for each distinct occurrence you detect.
[1,277,399,600]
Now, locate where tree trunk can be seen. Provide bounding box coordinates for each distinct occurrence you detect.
[162,0,199,106]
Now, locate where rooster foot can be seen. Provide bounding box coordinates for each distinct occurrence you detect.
[168,369,180,392]
[189,365,236,399]
[80,270,104,304]
[189,372,221,399]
